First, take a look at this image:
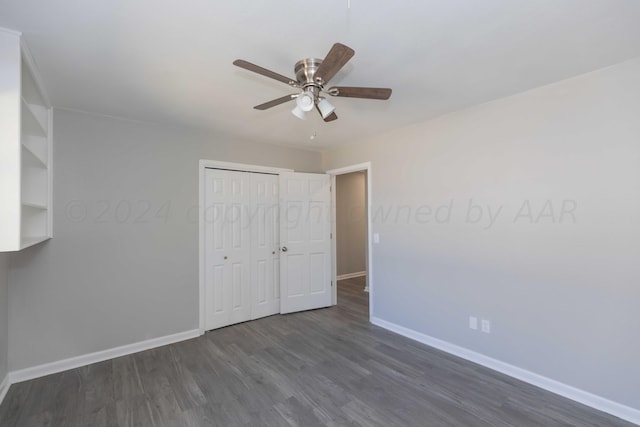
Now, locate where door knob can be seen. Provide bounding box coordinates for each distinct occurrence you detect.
[281,246,288,252]
[224,256,228,260]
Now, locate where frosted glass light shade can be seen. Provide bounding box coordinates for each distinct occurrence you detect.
[317,98,335,119]
[291,105,307,120]
[296,91,315,112]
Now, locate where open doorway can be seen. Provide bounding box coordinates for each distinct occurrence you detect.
[336,171,368,285]
[328,163,373,320]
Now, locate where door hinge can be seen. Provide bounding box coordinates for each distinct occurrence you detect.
[330,233,332,239]
[331,281,333,287]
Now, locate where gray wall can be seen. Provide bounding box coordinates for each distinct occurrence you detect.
[0,253,8,383]
[336,172,367,276]
[323,58,640,410]
[7,109,322,371]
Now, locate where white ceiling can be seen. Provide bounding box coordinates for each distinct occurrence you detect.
[2,0,640,149]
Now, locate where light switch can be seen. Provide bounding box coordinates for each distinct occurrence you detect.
[481,319,491,334]
[373,233,380,244]
[469,316,478,330]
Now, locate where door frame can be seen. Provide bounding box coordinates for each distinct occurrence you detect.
[326,162,373,320]
[198,160,293,334]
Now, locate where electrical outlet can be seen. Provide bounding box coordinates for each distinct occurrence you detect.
[469,316,478,330]
[481,319,491,334]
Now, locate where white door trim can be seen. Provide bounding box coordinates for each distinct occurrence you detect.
[326,162,373,320]
[199,160,293,334]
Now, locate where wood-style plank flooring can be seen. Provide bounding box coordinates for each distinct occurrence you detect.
[0,277,633,426]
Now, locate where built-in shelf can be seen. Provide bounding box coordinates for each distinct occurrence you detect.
[22,201,48,210]
[0,30,52,252]
[21,98,47,137]
[21,144,47,169]
[22,134,48,166]
[20,236,50,250]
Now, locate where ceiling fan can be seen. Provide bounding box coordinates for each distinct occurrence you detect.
[233,43,392,122]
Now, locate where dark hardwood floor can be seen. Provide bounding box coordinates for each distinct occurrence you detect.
[0,276,633,426]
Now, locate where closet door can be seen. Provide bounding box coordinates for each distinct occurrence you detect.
[204,169,252,330]
[279,172,332,314]
[250,173,280,319]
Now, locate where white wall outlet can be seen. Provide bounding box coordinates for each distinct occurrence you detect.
[469,316,478,330]
[481,319,491,334]
[373,233,380,244]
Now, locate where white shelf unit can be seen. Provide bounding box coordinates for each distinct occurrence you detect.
[0,29,52,252]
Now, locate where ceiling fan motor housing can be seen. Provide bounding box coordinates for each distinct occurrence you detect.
[295,58,324,94]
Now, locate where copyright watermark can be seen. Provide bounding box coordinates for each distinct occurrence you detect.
[63,198,578,231]
[64,200,172,224]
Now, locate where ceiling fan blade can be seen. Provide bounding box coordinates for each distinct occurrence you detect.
[328,86,392,100]
[314,43,355,84]
[323,112,338,122]
[233,59,297,86]
[254,94,297,110]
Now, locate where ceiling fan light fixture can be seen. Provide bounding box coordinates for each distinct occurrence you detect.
[317,98,335,119]
[296,91,315,112]
[233,42,392,124]
[291,105,307,120]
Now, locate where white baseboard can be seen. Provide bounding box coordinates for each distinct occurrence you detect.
[370,317,640,426]
[337,271,367,280]
[0,373,9,407]
[9,329,201,385]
